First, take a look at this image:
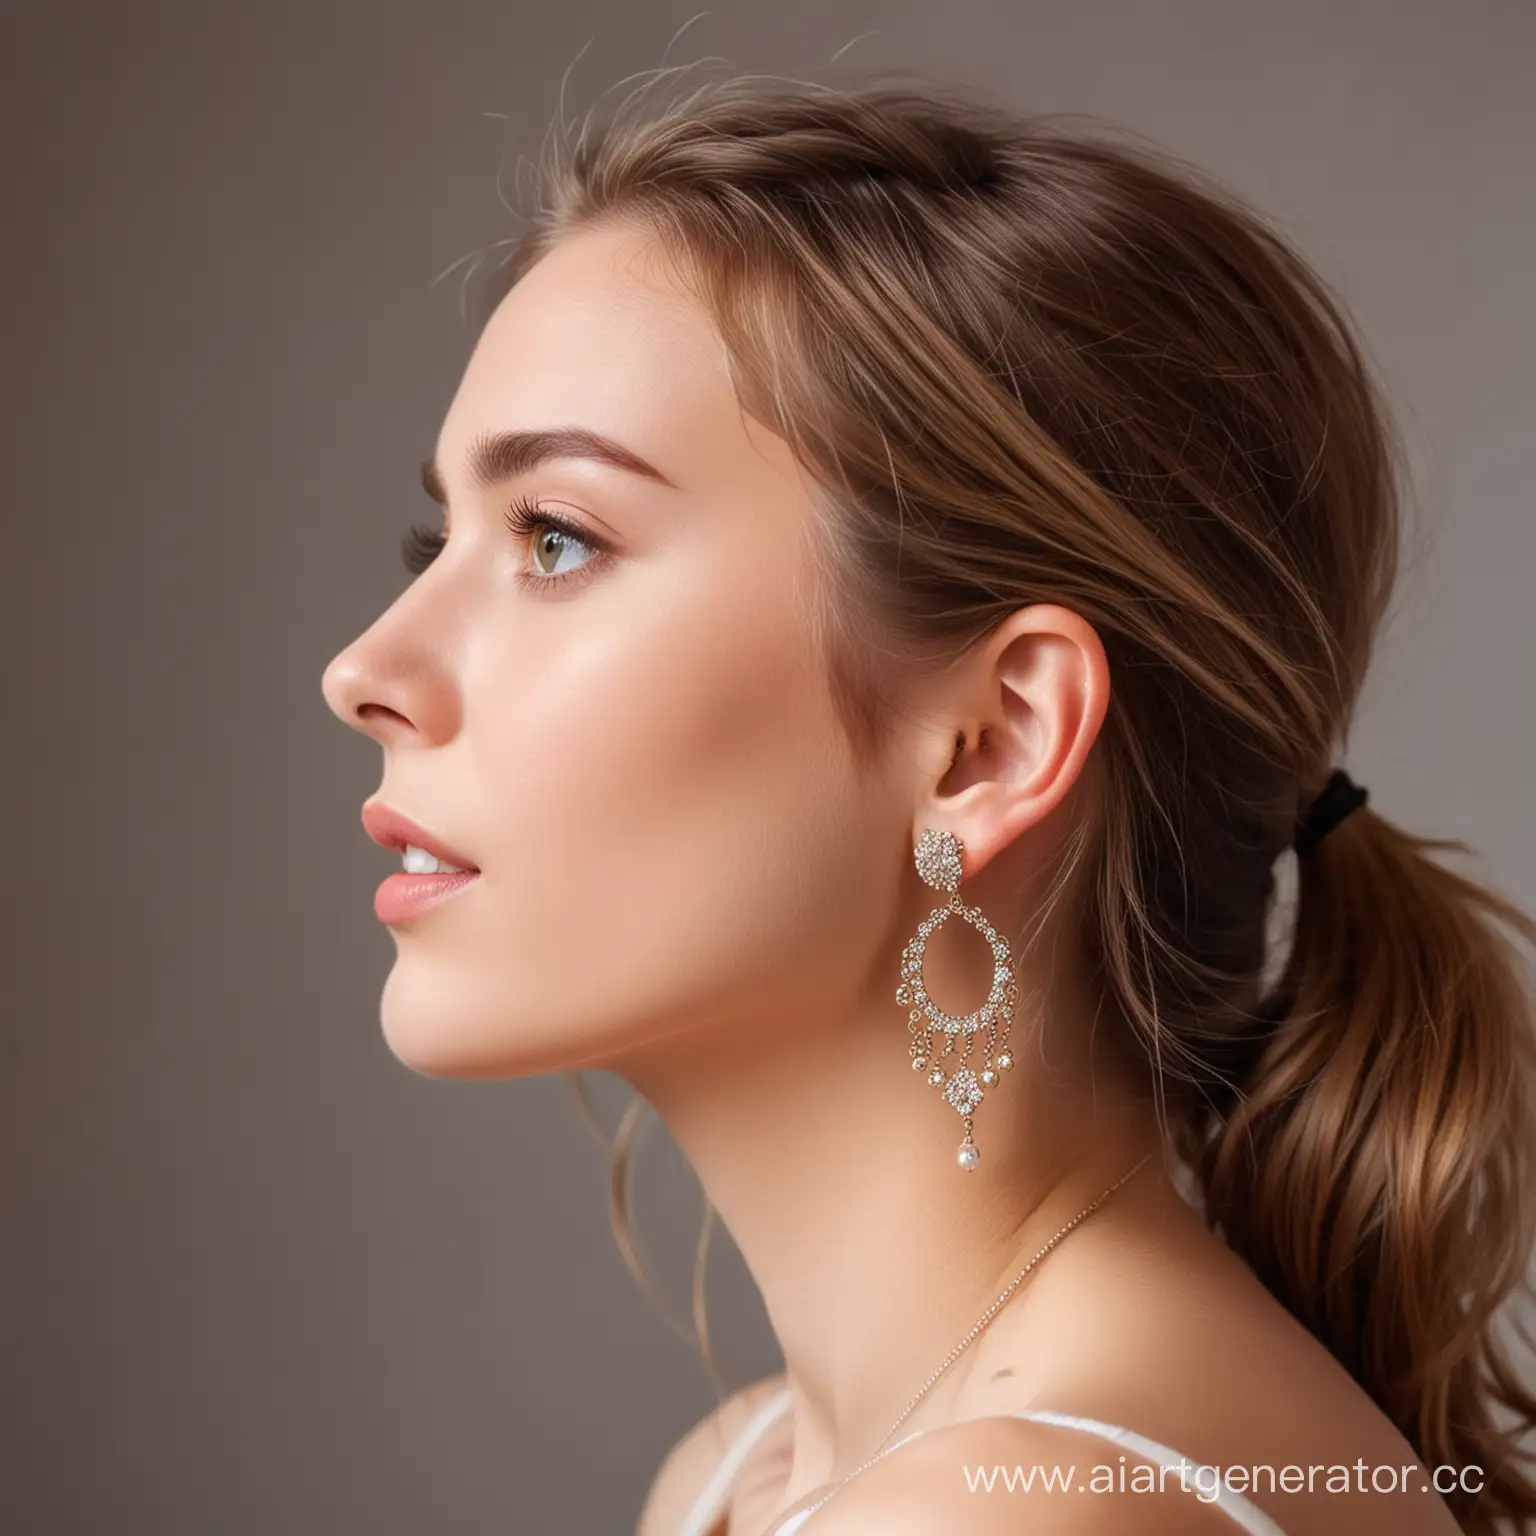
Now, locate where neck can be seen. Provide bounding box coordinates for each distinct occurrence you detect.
[606,966,1166,1487]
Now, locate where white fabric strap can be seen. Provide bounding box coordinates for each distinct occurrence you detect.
[683,1386,1290,1536]
[675,1386,793,1536]
[1014,1408,1289,1536]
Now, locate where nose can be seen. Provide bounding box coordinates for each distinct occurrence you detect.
[321,614,460,748]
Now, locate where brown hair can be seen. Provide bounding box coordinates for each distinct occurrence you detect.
[473,68,1536,1530]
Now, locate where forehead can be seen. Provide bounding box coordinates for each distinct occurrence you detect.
[438,222,768,492]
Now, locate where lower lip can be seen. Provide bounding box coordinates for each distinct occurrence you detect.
[374,870,480,925]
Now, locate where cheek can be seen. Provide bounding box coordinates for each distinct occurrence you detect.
[394,544,894,1077]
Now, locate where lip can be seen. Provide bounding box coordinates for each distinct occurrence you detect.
[372,869,479,926]
[361,801,480,872]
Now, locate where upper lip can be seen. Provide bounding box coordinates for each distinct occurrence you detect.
[361,801,480,872]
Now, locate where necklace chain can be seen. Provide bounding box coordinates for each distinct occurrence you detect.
[798,1148,1156,1518]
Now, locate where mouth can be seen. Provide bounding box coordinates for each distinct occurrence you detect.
[360,799,481,926]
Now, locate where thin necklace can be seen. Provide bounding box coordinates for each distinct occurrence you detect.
[782,1147,1156,1526]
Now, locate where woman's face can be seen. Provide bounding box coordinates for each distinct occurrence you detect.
[322,222,913,1079]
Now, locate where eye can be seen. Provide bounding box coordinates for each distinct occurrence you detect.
[400,493,612,591]
[505,494,605,589]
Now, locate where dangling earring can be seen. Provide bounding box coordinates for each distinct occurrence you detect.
[896,829,1017,1171]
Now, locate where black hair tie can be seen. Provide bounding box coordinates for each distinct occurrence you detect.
[1292,767,1369,857]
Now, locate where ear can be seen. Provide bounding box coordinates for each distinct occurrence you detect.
[914,605,1109,880]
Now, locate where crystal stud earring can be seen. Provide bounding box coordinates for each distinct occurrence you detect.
[896,829,1017,1170]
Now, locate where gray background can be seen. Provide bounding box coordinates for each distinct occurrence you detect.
[2,1,1532,1531]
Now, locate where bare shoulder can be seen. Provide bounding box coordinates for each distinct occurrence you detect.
[797,1414,1239,1535]
[878,1184,1467,1536]
[635,1370,789,1536]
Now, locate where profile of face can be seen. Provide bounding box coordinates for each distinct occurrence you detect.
[322,223,936,1082]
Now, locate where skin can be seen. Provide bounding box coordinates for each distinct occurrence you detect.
[322,223,1462,1535]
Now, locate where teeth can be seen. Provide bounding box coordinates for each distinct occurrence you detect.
[401,844,471,875]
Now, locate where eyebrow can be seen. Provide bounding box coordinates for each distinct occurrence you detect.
[420,425,677,506]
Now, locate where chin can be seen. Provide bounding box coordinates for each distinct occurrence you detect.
[376,971,606,1081]
[379,1016,495,1079]
[376,971,515,1080]
[381,1030,511,1080]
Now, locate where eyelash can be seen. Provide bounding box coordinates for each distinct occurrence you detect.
[400,493,610,592]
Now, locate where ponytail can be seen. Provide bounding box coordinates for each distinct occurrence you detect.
[1199,804,1536,1532]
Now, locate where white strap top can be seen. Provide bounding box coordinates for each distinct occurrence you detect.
[677,1383,1289,1536]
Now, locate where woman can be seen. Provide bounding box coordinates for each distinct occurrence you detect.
[321,72,1536,1535]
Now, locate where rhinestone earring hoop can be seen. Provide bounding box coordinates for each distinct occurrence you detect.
[896,829,1017,1171]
